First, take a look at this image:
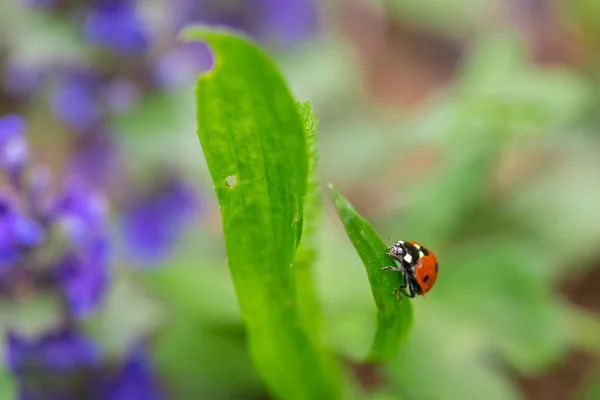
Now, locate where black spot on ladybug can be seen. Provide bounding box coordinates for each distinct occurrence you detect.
[423,275,429,282]
[421,247,429,256]
[435,262,439,273]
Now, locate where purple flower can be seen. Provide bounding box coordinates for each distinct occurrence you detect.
[97,345,163,400]
[53,235,109,317]
[3,61,44,99]
[47,178,110,316]
[101,79,140,113]
[83,0,150,55]
[5,328,100,373]
[0,116,111,317]
[0,114,29,177]
[51,178,108,246]
[50,71,101,132]
[151,42,213,89]
[6,328,100,400]
[260,0,318,47]
[171,0,318,48]
[69,131,122,189]
[0,196,43,272]
[5,330,163,400]
[120,175,199,266]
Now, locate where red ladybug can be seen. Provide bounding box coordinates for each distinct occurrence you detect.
[382,240,438,298]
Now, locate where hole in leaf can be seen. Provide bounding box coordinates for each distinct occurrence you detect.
[225,175,237,187]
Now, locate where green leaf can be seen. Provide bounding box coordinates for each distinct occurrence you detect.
[292,101,323,339]
[329,186,412,361]
[183,27,340,400]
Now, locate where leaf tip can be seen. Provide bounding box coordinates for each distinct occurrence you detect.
[179,25,224,42]
[328,184,340,200]
[179,24,255,45]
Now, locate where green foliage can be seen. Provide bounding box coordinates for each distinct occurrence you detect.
[4,1,600,399]
[292,101,324,339]
[183,27,340,400]
[329,186,412,361]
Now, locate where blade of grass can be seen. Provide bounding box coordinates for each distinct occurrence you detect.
[329,186,413,361]
[182,27,340,400]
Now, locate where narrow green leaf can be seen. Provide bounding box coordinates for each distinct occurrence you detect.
[329,186,412,361]
[292,101,322,338]
[183,27,340,400]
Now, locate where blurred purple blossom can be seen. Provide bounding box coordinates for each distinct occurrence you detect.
[53,235,109,317]
[6,328,100,373]
[101,79,141,113]
[48,179,110,316]
[49,70,141,133]
[83,0,150,55]
[0,114,29,178]
[151,41,213,89]
[121,175,199,266]
[69,131,122,188]
[0,196,44,272]
[51,178,108,245]
[261,0,319,47]
[171,0,318,48]
[3,61,45,99]
[50,71,102,132]
[0,115,110,317]
[5,329,163,400]
[97,345,164,400]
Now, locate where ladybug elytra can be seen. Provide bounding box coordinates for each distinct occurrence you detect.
[382,240,438,298]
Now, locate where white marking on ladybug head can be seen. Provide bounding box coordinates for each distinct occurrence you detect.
[389,244,403,255]
[403,254,413,263]
[413,243,421,249]
[419,251,424,258]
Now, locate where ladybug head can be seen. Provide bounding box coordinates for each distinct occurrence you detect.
[388,242,405,258]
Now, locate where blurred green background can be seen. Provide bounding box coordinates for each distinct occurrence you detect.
[2,0,600,399]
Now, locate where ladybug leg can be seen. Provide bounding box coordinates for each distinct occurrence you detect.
[389,268,409,295]
[401,285,416,298]
[382,253,405,272]
[382,257,410,296]
[381,266,402,272]
[400,272,416,298]
[392,280,415,297]
[391,283,406,295]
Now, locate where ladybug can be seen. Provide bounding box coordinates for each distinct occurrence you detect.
[382,240,438,298]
